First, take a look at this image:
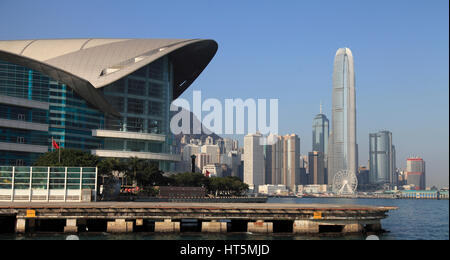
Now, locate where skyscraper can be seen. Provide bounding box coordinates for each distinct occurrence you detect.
[312,103,329,157]
[369,131,396,187]
[308,151,325,185]
[263,134,283,185]
[262,134,300,191]
[244,133,265,190]
[406,157,426,190]
[283,134,301,191]
[328,48,358,184]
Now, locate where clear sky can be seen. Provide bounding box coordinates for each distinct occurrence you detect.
[0,0,448,187]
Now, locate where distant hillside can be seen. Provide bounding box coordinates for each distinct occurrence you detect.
[171,107,222,144]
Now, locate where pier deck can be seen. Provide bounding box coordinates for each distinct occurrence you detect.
[0,202,397,234]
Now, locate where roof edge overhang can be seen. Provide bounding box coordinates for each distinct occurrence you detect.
[92,39,218,99]
[170,39,218,99]
[0,50,122,117]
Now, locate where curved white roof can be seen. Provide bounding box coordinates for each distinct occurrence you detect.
[0,38,218,116]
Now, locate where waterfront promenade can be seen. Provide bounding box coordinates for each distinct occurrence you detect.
[0,202,396,235]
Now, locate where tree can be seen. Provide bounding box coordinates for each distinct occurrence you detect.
[127,157,145,186]
[97,158,127,177]
[207,176,248,196]
[169,172,209,187]
[135,161,169,187]
[34,149,100,167]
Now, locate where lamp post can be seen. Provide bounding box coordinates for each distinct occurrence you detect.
[191,155,196,173]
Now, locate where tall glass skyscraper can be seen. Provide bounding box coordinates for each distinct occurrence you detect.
[328,48,358,184]
[369,131,396,187]
[312,103,329,157]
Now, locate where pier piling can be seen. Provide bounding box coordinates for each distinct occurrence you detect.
[293,220,319,234]
[64,219,78,233]
[107,219,133,233]
[201,220,227,233]
[248,220,273,233]
[154,219,180,233]
[15,218,26,233]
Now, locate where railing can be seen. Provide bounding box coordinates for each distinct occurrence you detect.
[0,166,97,202]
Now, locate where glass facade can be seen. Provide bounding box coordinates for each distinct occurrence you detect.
[0,59,104,153]
[312,113,329,156]
[0,56,177,171]
[100,56,174,160]
[369,131,396,186]
[0,166,97,202]
[48,83,104,150]
[329,48,357,183]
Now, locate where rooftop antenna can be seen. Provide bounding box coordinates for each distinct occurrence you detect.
[320,101,323,114]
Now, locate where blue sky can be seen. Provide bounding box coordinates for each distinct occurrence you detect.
[0,0,448,187]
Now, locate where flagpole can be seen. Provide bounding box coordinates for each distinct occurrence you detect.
[58,141,61,164]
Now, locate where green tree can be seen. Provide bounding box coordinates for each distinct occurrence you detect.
[127,157,145,185]
[207,176,248,196]
[135,161,169,187]
[97,158,127,177]
[33,149,99,167]
[169,172,209,187]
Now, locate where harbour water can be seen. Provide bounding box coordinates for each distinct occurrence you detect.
[0,198,448,240]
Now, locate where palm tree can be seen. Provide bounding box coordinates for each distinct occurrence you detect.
[128,157,144,186]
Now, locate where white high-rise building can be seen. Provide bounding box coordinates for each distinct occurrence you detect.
[328,48,358,184]
[244,133,265,190]
[201,144,220,164]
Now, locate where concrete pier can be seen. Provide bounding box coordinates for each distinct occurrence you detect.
[342,223,364,233]
[64,219,78,233]
[107,219,133,233]
[0,202,396,235]
[15,218,26,233]
[293,220,319,234]
[202,220,227,233]
[366,222,383,232]
[248,220,273,233]
[154,219,180,233]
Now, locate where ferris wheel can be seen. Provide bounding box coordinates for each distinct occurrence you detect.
[332,170,358,195]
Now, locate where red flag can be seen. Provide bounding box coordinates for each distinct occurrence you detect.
[52,139,60,149]
[205,170,210,177]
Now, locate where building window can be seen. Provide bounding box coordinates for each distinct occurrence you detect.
[128,79,145,96]
[148,101,162,116]
[17,114,26,121]
[149,59,164,80]
[15,159,24,166]
[108,96,124,113]
[127,98,144,114]
[127,140,145,152]
[127,117,144,132]
[17,137,25,144]
[104,79,125,94]
[148,82,162,98]
[148,119,162,134]
[132,66,147,78]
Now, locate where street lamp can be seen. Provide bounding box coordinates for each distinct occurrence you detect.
[191,154,196,173]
